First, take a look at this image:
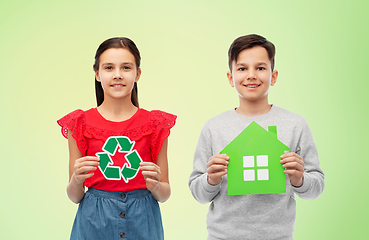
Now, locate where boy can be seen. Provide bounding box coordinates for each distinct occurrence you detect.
[188,34,324,240]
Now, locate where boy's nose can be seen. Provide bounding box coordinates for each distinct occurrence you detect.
[247,70,256,80]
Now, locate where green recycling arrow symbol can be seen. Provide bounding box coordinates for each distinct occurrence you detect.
[96,136,142,182]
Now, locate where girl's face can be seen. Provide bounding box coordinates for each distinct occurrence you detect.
[95,48,141,103]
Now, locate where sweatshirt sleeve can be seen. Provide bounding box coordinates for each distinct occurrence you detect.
[291,122,325,199]
[188,126,221,204]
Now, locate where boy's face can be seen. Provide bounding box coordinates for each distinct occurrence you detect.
[227,46,278,104]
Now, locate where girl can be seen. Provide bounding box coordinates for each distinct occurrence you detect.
[57,37,176,239]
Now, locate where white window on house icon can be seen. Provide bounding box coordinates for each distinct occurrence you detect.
[243,155,269,181]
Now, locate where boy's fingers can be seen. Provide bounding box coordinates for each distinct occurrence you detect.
[280,156,304,165]
[208,164,227,173]
[282,162,304,171]
[209,170,227,179]
[207,158,229,168]
[280,152,302,160]
[211,154,230,160]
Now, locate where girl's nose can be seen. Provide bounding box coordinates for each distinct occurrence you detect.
[114,70,122,79]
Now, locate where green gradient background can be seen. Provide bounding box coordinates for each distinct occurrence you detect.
[1,0,368,239]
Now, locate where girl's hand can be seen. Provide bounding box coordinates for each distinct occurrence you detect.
[280,152,304,187]
[207,154,229,186]
[140,162,161,192]
[73,156,100,184]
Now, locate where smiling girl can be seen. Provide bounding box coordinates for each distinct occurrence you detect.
[58,37,176,239]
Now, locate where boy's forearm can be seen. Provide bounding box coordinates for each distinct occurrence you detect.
[292,122,325,199]
[189,172,221,204]
[292,171,324,199]
[150,182,170,203]
[66,174,85,204]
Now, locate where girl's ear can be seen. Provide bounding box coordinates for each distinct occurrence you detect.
[95,71,101,82]
[271,70,278,86]
[227,71,234,87]
[135,68,141,82]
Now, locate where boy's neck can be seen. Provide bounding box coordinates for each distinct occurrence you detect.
[235,100,272,117]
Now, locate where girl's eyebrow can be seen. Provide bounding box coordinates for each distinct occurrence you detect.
[101,62,134,66]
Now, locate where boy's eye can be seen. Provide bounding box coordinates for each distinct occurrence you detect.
[257,67,265,71]
[238,67,246,71]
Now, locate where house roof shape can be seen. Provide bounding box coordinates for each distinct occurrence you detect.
[220,121,290,195]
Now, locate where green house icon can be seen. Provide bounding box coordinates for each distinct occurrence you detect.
[220,121,290,195]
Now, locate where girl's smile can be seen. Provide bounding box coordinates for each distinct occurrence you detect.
[95,48,141,102]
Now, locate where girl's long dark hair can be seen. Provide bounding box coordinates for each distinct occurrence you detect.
[93,37,141,107]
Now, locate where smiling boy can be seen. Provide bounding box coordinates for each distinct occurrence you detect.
[189,34,324,240]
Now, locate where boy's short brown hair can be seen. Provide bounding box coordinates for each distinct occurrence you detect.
[228,34,276,71]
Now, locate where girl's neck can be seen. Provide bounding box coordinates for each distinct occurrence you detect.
[236,99,271,117]
[97,97,138,122]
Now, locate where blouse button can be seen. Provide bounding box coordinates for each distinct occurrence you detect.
[121,193,126,199]
[120,232,125,238]
[120,212,125,218]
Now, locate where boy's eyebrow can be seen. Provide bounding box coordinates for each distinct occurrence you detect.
[235,62,268,66]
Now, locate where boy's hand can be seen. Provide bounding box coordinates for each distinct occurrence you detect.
[280,152,304,187]
[73,156,100,184]
[140,162,161,192]
[207,154,229,186]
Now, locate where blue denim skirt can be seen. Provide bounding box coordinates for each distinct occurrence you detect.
[70,188,164,240]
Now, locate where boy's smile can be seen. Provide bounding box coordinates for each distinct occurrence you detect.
[227,46,278,104]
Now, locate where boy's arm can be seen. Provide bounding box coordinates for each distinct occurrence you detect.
[189,129,221,204]
[291,122,325,199]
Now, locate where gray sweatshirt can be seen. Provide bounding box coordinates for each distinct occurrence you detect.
[188,105,324,240]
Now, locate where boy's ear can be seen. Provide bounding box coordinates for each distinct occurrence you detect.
[135,68,141,82]
[95,70,101,82]
[271,70,278,86]
[227,71,234,87]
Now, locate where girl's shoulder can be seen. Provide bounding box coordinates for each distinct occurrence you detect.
[140,109,177,131]
[57,108,90,139]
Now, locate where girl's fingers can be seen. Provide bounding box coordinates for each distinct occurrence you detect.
[145,177,159,184]
[76,161,100,168]
[76,156,100,163]
[142,170,160,180]
[76,166,97,174]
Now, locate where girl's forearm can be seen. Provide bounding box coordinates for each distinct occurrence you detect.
[151,182,171,203]
[67,174,86,204]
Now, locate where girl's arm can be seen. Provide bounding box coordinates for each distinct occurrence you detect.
[140,139,171,203]
[67,130,99,204]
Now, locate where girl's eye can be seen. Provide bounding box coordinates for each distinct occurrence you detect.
[123,66,131,70]
[105,66,113,70]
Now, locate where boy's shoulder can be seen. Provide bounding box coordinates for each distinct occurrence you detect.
[203,109,235,127]
[271,105,307,125]
[203,106,308,130]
